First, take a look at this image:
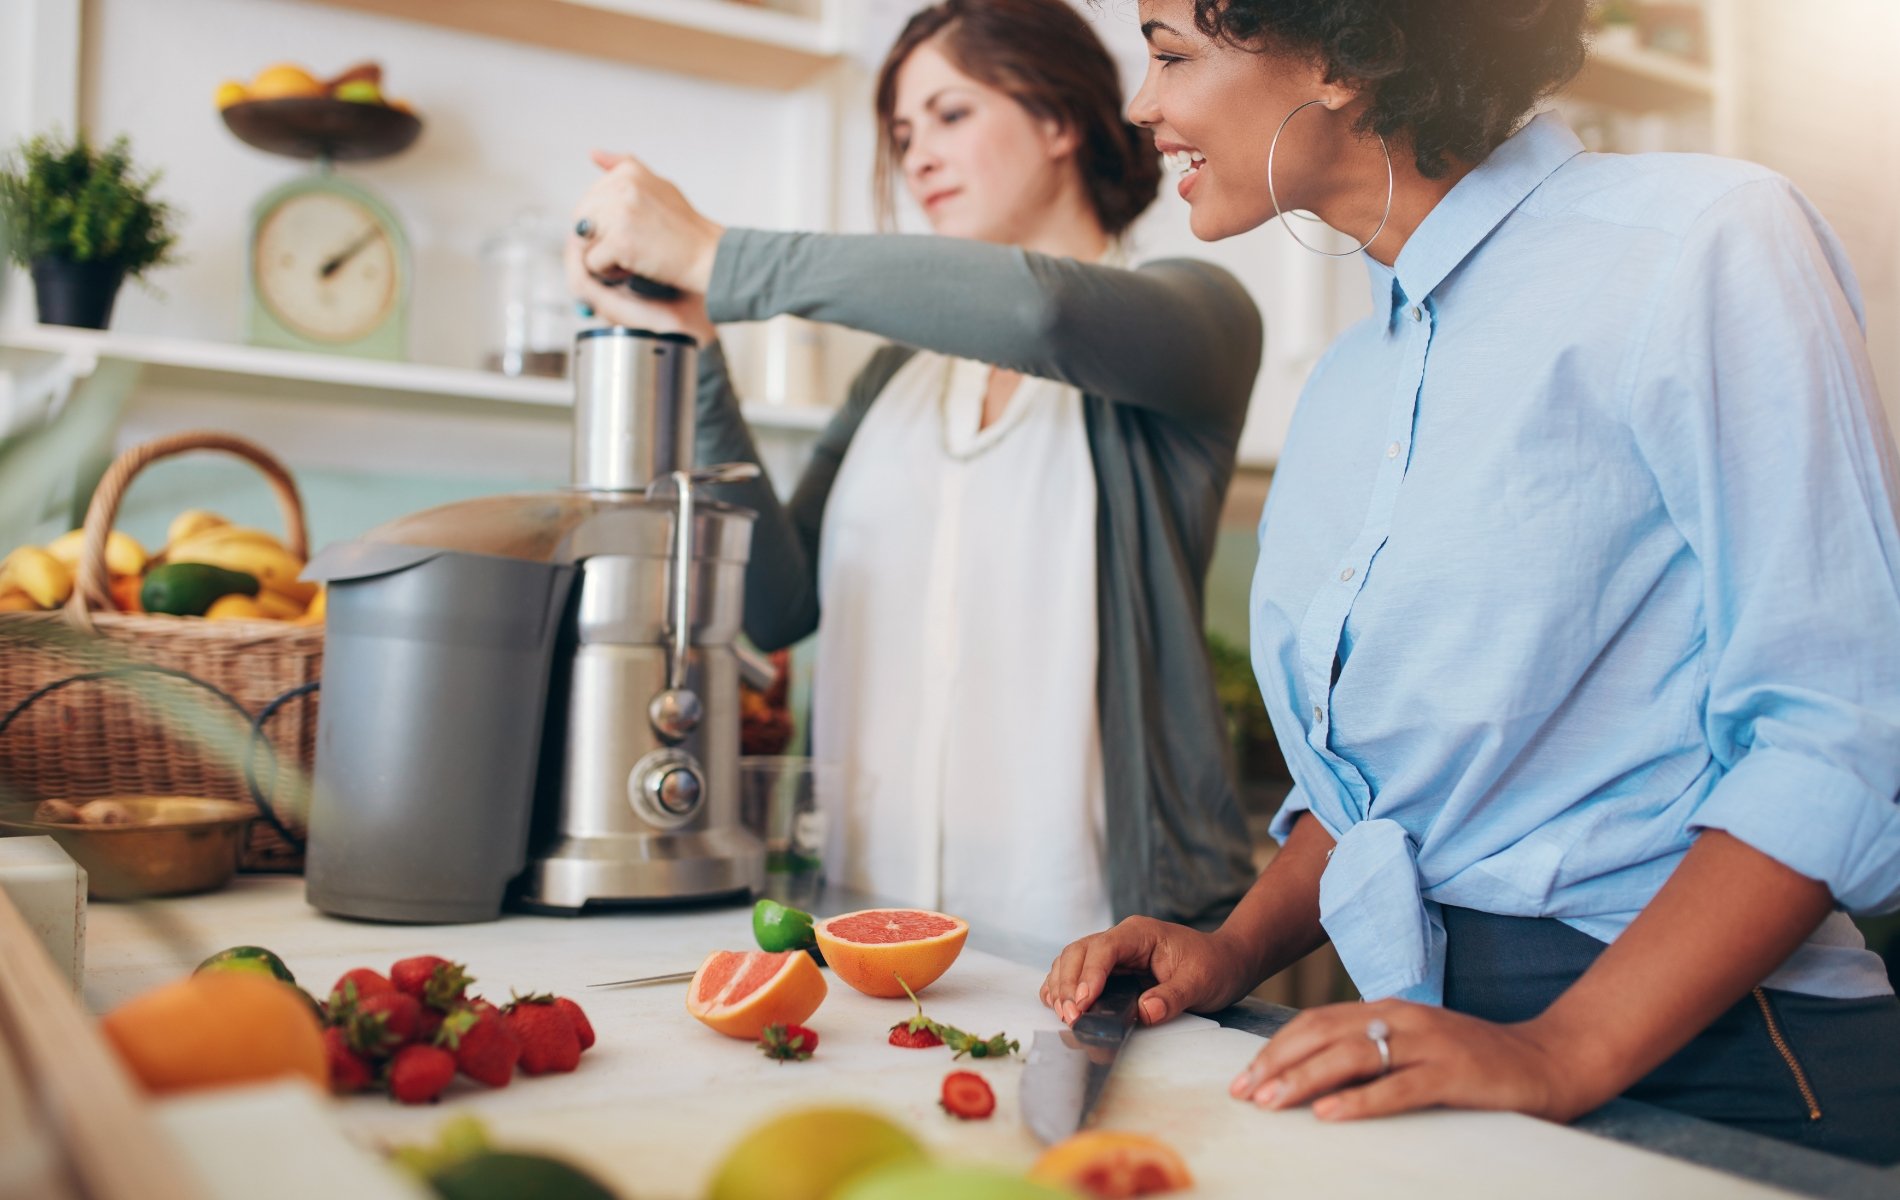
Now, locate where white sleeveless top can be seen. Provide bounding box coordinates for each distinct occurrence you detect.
[812,348,1112,945]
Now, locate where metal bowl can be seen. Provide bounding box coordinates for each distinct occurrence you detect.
[0,797,254,900]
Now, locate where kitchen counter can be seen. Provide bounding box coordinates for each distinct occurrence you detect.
[80,879,1898,1199]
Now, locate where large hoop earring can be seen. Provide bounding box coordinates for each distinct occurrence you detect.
[1267,99,1394,258]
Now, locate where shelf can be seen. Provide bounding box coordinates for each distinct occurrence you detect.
[306,0,843,90]
[1567,40,1715,112]
[0,325,837,432]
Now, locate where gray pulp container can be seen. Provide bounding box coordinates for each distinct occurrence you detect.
[304,543,575,923]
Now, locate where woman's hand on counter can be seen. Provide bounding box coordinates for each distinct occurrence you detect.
[1039,917,1259,1027]
[571,150,724,296]
[1229,999,1609,1124]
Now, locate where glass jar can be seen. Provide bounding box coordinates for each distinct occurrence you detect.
[480,210,573,378]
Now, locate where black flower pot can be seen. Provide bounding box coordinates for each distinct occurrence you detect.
[30,257,127,329]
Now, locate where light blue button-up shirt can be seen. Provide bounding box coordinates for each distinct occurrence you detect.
[1257,113,1900,1004]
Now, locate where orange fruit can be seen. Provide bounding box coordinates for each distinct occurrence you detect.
[101,972,325,1094]
[687,949,827,1039]
[108,574,143,613]
[248,63,323,99]
[213,80,248,109]
[1029,1131,1195,1198]
[812,909,968,998]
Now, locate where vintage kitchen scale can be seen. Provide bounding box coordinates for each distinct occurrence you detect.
[303,325,768,922]
[222,89,421,359]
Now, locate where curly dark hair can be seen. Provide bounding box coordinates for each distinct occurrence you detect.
[1197,0,1591,178]
[875,0,1161,235]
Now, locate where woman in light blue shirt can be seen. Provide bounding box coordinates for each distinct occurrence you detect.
[1043,0,1900,1163]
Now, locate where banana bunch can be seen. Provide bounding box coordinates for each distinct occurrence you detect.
[0,509,324,625]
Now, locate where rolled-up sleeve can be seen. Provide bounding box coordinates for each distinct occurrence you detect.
[1628,177,1900,915]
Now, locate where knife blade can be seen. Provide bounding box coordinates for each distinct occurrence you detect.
[585,969,696,989]
[1020,971,1154,1145]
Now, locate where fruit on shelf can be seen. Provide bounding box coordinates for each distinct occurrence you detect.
[1029,1131,1195,1198]
[248,63,325,100]
[814,909,969,998]
[333,80,383,104]
[214,80,249,109]
[706,1107,926,1200]
[686,949,827,1040]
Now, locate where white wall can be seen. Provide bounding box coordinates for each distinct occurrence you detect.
[1735,0,1900,439]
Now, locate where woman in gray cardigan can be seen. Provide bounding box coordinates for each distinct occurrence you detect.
[569,0,1260,941]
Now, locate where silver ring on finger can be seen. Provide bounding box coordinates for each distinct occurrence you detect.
[1366,1017,1392,1077]
[574,218,595,239]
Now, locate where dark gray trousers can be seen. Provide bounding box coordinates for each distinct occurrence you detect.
[1439,906,1900,1166]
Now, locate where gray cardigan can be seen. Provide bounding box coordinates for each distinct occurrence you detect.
[696,228,1262,928]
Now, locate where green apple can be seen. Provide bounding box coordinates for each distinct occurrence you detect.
[332,80,383,104]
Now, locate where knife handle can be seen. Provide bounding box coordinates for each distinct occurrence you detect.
[1075,972,1155,1038]
[621,274,683,301]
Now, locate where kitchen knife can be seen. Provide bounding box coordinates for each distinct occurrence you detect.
[586,969,696,988]
[1020,971,1155,1145]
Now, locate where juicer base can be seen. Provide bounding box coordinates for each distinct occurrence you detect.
[515,827,765,910]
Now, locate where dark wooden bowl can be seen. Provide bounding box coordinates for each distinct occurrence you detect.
[221,97,422,162]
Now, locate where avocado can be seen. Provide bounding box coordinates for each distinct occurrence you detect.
[140,562,259,616]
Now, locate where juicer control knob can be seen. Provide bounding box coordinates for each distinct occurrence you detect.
[629,749,705,829]
[654,768,701,815]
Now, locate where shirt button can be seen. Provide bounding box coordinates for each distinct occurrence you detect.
[1313,704,1325,723]
[1339,567,1355,582]
[1386,441,1401,459]
[1408,305,1423,322]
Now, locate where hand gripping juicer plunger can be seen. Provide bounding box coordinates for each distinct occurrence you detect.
[304,327,766,922]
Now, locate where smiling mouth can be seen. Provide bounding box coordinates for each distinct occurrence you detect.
[1163,149,1206,178]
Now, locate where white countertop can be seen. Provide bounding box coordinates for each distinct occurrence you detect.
[84,879,1798,1200]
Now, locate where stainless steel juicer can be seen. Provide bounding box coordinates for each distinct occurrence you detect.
[304,327,765,922]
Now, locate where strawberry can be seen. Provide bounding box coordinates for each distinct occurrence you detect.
[327,968,396,1023]
[554,997,595,1051]
[940,1071,995,1120]
[355,992,423,1052]
[387,1044,456,1105]
[504,994,581,1075]
[417,1004,446,1044]
[889,1025,944,1049]
[391,956,472,1010]
[323,1026,375,1094]
[759,1023,818,1063]
[437,1003,519,1087]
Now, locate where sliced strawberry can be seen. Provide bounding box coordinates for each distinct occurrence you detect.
[759,1023,818,1062]
[940,1070,995,1120]
[889,1024,945,1049]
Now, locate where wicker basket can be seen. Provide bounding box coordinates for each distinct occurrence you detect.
[0,432,323,871]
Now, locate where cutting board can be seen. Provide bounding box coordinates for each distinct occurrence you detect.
[91,882,1796,1199]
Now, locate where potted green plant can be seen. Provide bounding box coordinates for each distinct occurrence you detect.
[0,131,179,329]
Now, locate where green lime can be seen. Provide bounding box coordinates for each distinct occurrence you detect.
[332,80,384,104]
[195,945,295,984]
[752,898,817,954]
[428,1151,618,1200]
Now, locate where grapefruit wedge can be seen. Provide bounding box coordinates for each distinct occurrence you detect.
[812,909,969,998]
[1029,1131,1195,1197]
[687,949,828,1039]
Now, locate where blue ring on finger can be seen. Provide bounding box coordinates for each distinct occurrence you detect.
[575,218,595,238]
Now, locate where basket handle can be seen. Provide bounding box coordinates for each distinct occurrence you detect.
[63,432,309,632]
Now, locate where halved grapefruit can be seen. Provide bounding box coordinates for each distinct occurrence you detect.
[1028,1131,1194,1198]
[687,949,828,1039]
[812,909,968,998]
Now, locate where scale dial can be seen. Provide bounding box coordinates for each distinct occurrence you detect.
[252,190,398,343]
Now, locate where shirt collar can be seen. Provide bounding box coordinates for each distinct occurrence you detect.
[1363,111,1585,319]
